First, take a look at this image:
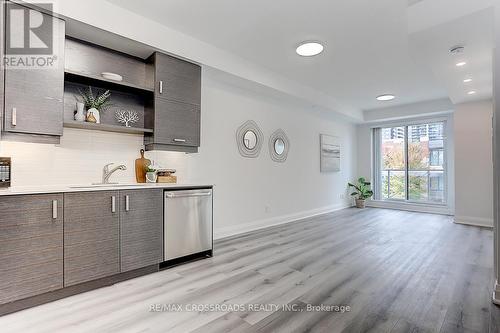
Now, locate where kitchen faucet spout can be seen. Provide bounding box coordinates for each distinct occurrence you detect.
[102,163,127,184]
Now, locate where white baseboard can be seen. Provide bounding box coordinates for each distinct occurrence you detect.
[366,200,453,215]
[214,203,352,240]
[454,215,493,228]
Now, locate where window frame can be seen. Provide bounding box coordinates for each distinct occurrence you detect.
[373,119,448,206]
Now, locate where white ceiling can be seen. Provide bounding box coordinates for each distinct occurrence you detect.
[410,8,494,105]
[106,0,494,113]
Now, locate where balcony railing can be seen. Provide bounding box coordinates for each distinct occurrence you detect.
[381,169,444,203]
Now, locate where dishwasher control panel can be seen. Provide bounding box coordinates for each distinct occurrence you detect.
[0,157,11,188]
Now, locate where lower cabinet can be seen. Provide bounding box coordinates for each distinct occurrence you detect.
[0,194,63,304]
[120,189,163,272]
[0,188,165,305]
[64,191,120,287]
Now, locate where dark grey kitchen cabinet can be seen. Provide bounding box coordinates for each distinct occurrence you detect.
[145,98,200,151]
[3,3,65,138]
[65,38,153,91]
[153,52,201,105]
[144,52,201,152]
[0,194,63,304]
[63,191,120,286]
[120,189,163,272]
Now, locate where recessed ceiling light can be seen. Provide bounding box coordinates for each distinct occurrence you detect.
[296,42,324,57]
[376,94,395,101]
[463,78,472,83]
[456,61,467,67]
[467,90,477,95]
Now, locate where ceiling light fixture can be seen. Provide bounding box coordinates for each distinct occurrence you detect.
[376,94,395,101]
[463,78,472,83]
[296,42,324,57]
[456,61,467,67]
[467,90,477,95]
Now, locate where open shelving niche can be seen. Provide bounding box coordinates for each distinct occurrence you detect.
[63,38,155,135]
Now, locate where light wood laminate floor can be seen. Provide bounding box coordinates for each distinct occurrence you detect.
[0,208,498,333]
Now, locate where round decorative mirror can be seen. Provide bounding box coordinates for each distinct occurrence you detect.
[236,120,264,158]
[274,138,285,155]
[243,130,258,150]
[269,129,290,163]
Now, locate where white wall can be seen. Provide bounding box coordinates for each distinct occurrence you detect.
[188,70,357,238]
[454,100,494,227]
[0,69,357,239]
[358,99,495,226]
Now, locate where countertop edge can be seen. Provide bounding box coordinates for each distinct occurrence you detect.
[0,184,214,196]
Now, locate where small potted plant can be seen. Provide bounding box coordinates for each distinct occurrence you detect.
[78,86,112,124]
[348,177,374,208]
[145,165,157,183]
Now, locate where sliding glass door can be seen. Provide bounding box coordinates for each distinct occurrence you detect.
[375,121,446,204]
[380,126,406,200]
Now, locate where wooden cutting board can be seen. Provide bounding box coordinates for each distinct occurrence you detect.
[135,149,151,183]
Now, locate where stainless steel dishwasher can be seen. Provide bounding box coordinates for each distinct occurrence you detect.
[164,188,213,262]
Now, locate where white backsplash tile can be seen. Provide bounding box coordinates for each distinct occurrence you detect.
[0,128,189,187]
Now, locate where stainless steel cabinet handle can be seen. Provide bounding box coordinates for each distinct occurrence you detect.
[52,200,58,219]
[125,195,130,212]
[173,138,186,143]
[166,192,212,198]
[159,80,163,94]
[111,196,116,213]
[12,108,17,126]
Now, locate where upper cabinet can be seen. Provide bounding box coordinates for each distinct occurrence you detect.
[154,52,201,105]
[2,3,65,140]
[64,38,154,93]
[145,52,201,153]
[0,3,201,152]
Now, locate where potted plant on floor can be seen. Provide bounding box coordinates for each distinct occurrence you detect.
[348,177,373,208]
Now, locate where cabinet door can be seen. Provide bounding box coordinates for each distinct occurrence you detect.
[64,191,120,286]
[120,189,163,272]
[155,52,201,105]
[154,98,200,147]
[0,194,63,304]
[3,4,65,136]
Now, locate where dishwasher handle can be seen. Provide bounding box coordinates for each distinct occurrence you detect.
[165,191,212,198]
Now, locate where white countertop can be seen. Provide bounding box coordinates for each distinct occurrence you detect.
[0,183,213,196]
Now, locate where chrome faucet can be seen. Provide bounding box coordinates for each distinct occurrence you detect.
[101,163,127,184]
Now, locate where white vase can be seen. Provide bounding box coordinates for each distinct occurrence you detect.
[87,108,100,124]
[75,102,86,122]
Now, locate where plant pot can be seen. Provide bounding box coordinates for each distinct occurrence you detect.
[146,171,157,183]
[355,199,366,209]
[87,108,100,124]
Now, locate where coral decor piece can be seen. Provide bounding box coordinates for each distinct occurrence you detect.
[115,110,140,127]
